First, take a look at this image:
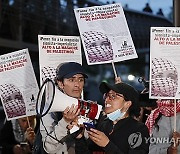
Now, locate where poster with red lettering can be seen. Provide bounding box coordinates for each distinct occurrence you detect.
[38,35,82,85]
[0,49,39,120]
[150,27,180,99]
[74,3,137,65]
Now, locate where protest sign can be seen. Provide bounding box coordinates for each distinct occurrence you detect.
[150,27,180,99]
[38,35,82,84]
[74,3,137,65]
[0,49,39,120]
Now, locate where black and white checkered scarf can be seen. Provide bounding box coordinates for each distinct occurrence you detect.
[151,58,178,97]
[82,31,113,63]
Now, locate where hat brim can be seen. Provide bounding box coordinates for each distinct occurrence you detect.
[99,82,119,94]
[64,71,88,79]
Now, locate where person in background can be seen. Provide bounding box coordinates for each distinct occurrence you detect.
[40,62,88,154]
[138,87,157,123]
[146,99,180,154]
[75,82,150,154]
[144,58,180,153]
[115,76,121,84]
[0,115,36,154]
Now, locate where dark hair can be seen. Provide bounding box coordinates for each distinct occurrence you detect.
[54,62,67,88]
[54,63,86,91]
[55,62,67,81]
[138,77,157,107]
[128,106,141,118]
[55,62,88,81]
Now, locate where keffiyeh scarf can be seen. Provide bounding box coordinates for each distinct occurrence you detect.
[82,31,113,63]
[145,99,180,135]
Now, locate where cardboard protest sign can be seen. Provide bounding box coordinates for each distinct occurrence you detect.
[38,35,82,84]
[0,49,39,120]
[74,3,137,65]
[150,27,180,99]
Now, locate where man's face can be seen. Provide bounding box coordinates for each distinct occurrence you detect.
[104,90,126,114]
[57,74,85,99]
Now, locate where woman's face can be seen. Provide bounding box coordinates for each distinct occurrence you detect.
[104,90,125,114]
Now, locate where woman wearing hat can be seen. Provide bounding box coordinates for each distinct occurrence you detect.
[75,82,150,154]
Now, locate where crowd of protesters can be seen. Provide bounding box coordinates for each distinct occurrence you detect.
[0,61,180,154]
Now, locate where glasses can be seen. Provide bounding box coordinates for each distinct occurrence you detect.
[103,92,127,101]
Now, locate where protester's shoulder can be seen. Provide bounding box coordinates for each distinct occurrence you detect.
[158,115,175,125]
[130,117,149,132]
[0,120,14,141]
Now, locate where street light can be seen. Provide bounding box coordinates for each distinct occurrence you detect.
[128,74,135,81]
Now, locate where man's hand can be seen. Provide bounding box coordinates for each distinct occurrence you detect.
[13,144,24,154]
[87,128,109,147]
[167,131,180,154]
[115,77,121,84]
[167,146,178,154]
[66,116,85,139]
[63,104,80,123]
[13,143,31,154]
[172,132,180,147]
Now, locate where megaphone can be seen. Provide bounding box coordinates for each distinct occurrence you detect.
[36,78,102,120]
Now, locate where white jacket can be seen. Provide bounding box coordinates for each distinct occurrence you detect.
[149,113,180,154]
[40,113,75,154]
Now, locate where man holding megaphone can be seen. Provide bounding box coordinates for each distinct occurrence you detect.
[40,62,88,154]
[40,62,102,154]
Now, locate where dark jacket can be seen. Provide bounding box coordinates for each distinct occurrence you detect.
[75,116,150,154]
[0,119,39,154]
[0,121,19,154]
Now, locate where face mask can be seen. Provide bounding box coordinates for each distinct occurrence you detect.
[107,108,126,121]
